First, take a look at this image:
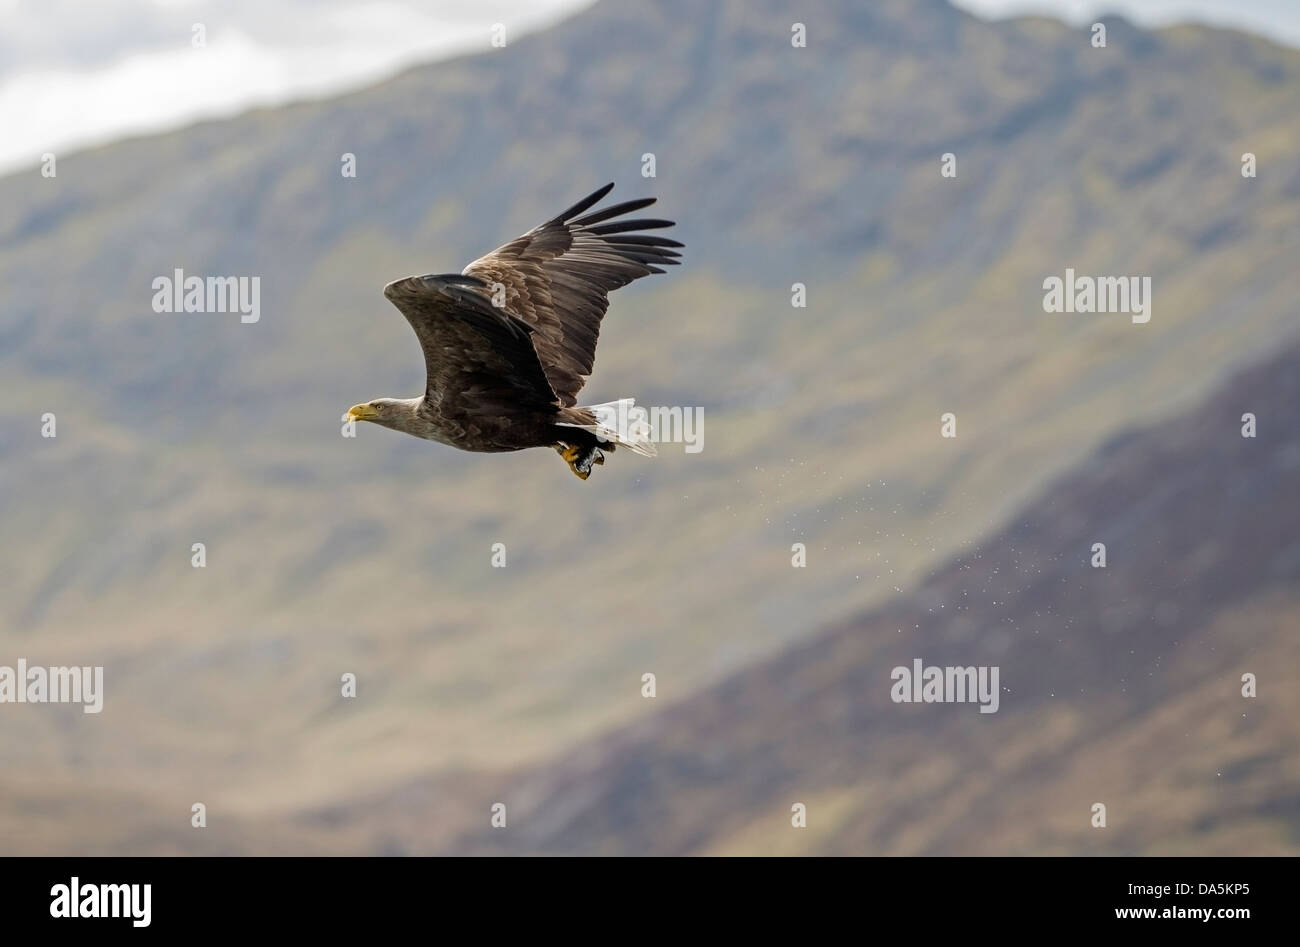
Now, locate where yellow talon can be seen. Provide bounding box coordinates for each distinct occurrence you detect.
[556,444,591,479]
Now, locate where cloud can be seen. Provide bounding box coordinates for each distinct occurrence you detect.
[0,0,595,76]
[951,0,1300,48]
[0,0,593,175]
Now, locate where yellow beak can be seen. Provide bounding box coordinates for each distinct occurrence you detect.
[346,404,372,423]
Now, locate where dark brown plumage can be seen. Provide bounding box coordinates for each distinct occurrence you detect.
[346,184,681,478]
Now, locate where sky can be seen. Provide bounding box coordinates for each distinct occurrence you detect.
[1,0,1297,176]
[954,0,1300,44]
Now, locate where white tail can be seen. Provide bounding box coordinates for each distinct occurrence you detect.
[557,398,657,457]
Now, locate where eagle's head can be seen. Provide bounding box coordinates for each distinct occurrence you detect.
[345,398,418,433]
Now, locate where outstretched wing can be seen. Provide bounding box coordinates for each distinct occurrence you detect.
[382,273,559,416]
[462,183,682,406]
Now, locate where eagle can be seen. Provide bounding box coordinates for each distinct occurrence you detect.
[346,183,682,479]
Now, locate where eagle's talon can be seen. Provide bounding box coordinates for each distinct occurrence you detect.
[556,443,599,479]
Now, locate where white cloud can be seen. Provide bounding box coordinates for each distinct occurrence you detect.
[952,0,1300,47]
[0,0,594,175]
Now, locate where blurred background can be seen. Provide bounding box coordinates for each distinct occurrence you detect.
[0,0,1297,855]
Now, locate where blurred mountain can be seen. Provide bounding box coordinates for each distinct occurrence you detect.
[397,335,1299,855]
[1,0,1297,853]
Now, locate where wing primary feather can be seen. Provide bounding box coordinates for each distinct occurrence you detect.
[587,218,676,235]
[556,183,615,222]
[611,253,680,265]
[602,234,684,248]
[606,243,681,256]
[571,197,657,227]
